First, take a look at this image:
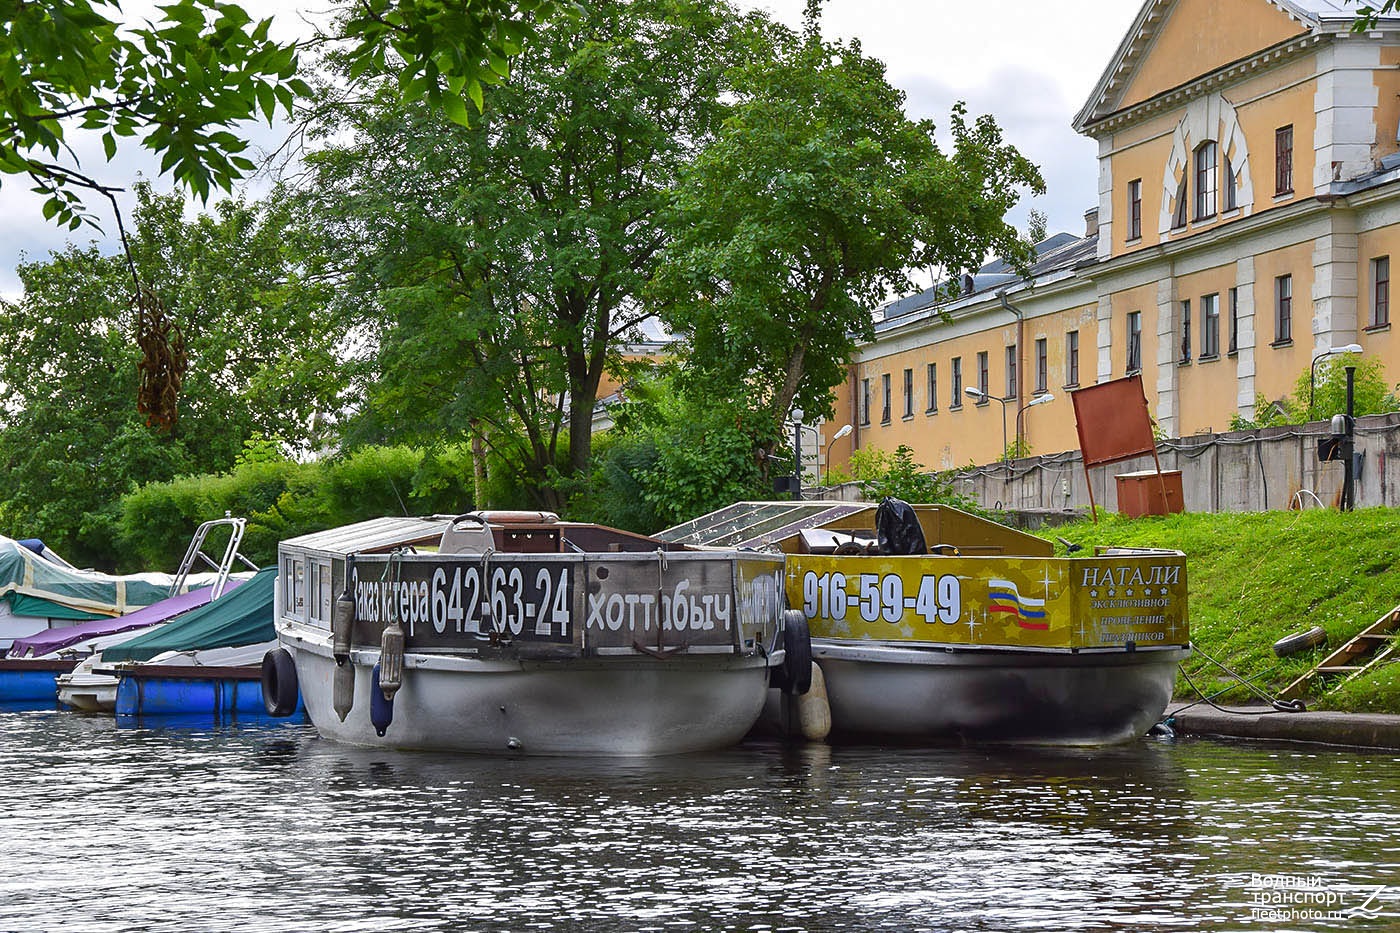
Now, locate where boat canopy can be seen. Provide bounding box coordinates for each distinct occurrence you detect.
[655,501,869,549]
[7,580,242,659]
[0,536,202,616]
[6,594,108,623]
[101,567,275,664]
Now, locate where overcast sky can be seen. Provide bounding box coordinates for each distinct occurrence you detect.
[0,0,1142,298]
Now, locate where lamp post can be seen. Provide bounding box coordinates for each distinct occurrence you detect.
[1343,366,1356,512]
[1310,343,1364,420]
[965,386,1010,474]
[790,408,804,501]
[824,424,853,487]
[1015,393,1055,461]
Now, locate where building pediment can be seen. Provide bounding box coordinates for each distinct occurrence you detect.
[1073,0,1364,135]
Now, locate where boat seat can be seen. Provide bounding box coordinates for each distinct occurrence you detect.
[439,514,496,555]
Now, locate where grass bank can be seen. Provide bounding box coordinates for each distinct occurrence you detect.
[1040,508,1400,713]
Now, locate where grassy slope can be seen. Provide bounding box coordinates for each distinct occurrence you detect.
[1039,508,1400,712]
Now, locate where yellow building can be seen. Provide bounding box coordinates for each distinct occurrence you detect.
[824,0,1400,476]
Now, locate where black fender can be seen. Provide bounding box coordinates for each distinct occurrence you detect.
[774,609,813,697]
[261,648,299,717]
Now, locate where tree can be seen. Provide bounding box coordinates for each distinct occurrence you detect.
[0,0,307,228]
[1229,354,1399,430]
[0,185,343,565]
[652,2,1044,443]
[1356,5,1400,29]
[1,1,582,233]
[301,0,757,508]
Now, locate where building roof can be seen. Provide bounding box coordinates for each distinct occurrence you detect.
[877,231,1096,326]
[1075,0,1400,134]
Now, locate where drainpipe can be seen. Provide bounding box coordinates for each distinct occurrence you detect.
[848,361,860,456]
[998,290,1025,455]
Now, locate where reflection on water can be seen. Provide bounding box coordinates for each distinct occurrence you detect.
[1,710,1397,932]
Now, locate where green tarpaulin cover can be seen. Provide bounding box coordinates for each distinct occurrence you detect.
[0,536,191,614]
[5,593,107,621]
[101,566,276,664]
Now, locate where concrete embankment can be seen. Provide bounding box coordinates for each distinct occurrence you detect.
[1164,703,1400,750]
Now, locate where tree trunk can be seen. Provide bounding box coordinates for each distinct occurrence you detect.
[470,421,488,508]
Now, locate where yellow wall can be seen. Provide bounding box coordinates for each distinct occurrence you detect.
[1357,227,1400,369]
[1253,241,1315,402]
[1175,264,1241,434]
[1108,57,1317,259]
[1119,0,1306,110]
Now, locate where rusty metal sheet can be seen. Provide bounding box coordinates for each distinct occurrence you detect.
[1071,374,1158,468]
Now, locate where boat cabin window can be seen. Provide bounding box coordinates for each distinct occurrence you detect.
[280,554,306,621]
[308,560,333,624]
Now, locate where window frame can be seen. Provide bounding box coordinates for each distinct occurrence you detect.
[1372,256,1390,329]
[880,372,891,425]
[950,357,963,409]
[1275,274,1293,345]
[1275,125,1294,196]
[976,351,990,402]
[1065,330,1080,387]
[1126,311,1142,374]
[1034,338,1048,394]
[1194,140,1218,221]
[859,378,871,426]
[1005,345,1018,399]
[902,367,914,419]
[926,363,938,413]
[1228,287,1239,355]
[1201,293,1220,359]
[1172,171,1189,229]
[1128,178,1142,241]
[1180,299,1192,363]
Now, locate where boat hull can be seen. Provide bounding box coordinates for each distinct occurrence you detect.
[284,628,770,756]
[800,641,1187,745]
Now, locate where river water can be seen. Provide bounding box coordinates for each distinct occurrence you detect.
[1,710,1396,933]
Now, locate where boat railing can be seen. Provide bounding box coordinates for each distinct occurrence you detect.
[170,516,259,599]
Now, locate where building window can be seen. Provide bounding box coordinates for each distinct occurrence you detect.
[1034,338,1048,394]
[902,368,913,418]
[1201,293,1220,359]
[1275,274,1293,344]
[950,357,963,408]
[976,351,989,399]
[1126,312,1141,374]
[1005,345,1018,398]
[1194,141,1217,220]
[1066,330,1080,386]
[1228,287,1239,355]
[1180,299,1192,363]
[880,373,891,424]
[926,363,937,413]
[1224,155,1238,212]
[1275,126,1293,195]
[1172,172,1189,229]
[860,378,870,426]
[1128,179,1142,240]
[1373,257,1390,328]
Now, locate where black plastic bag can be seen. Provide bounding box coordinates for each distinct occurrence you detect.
[876,497,927,555]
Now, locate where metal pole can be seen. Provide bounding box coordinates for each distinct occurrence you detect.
[1343,366,1356,511]
[793,419,802,501]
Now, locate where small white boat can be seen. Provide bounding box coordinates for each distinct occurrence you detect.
[265,513,800,755]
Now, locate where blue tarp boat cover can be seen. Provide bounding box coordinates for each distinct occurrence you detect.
[7,580,244,659]
[100,567,275,664]
[0,536,197,615]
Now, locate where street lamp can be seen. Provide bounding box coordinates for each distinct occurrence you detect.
[789,408,804,501]
[1016,393,1055,461]
[824,424,853,486]
[965,386,1010,472]
[1310,344,1364,420]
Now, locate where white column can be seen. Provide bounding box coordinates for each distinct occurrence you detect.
[1155,274,1179,436]
[1314,41,1380,188]
[1096,293,1114,383]
[1312,209,1359,353]
[1096,136,1114,260]
[1235,256,1257,420]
